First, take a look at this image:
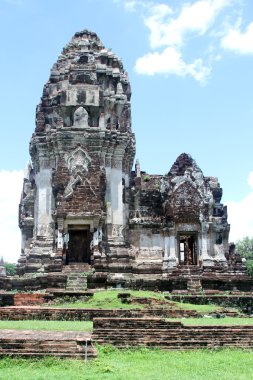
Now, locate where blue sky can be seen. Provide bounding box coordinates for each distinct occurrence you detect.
[0,0,253,263]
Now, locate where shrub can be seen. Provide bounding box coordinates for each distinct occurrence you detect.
[4,263,17,276]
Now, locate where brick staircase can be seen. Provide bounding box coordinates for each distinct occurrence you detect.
[0,330,97,359]
[93,317,253,349]
[63,263,91,291]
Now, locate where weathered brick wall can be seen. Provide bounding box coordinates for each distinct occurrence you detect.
[0,307,198,321]
[166,294,253,311]
[0,330,96,359]
[0,307,141,320]
[53,153,105,216]
[0,274,66,291]
[13,293,47,306]
[93,317,253,349]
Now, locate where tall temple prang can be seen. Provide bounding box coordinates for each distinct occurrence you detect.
[17,30,250,291]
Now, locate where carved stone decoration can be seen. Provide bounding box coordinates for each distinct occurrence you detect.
[112,158,122,169]
[105,156,112,168]
[163,154,214,223]
[73,106,88,128]
[57,230,63,249]
[0,257,6,277]
[112,224,124,238]
[37,224,53,236]
[213,244,227,262]
[63,174,82,199]
[66,147,91,177]
[64,147,91,199]
[92,228,103,254]
[165,182,204,222]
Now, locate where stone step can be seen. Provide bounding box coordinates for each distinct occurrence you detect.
[65,271,89,291]
[0,330,97,360]
[92,317,253,350]
[63,264,91,274]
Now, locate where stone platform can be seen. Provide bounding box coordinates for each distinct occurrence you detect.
[0,330,96,359]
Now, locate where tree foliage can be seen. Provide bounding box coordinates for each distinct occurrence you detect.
[4,263,17,276]
[236,237,253,277]
[236,237,253,259]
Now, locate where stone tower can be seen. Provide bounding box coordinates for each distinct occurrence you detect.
[19,30,135,273]
[18,30,249,293]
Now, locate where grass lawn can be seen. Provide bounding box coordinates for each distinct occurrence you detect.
[50,289,160,309]
[173,301,222,313]
[0,347,252,380]
[0,320,93,331]
[49,289,224,313]
[0,317,252,332]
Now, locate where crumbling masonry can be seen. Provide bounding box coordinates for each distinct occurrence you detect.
[18,30,250,291]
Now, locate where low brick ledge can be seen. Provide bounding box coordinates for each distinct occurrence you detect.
[0,330,97,359]
[92,317,253,350]
[0,307,142,320]
[0,306,198,320]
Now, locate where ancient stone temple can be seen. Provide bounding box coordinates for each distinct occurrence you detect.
[18,30,249,291]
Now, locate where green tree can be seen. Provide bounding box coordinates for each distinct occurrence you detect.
[236,237,253,277]
[236,237,253,258]
[4,263,17,276]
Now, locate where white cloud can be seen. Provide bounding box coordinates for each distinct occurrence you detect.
[135,46,211,83]
[124,1,136,12]
[132,0,237,82]
[144,4,174,48]
[118,1,253,78]
[0,170,23,263]
[226,171,253,242]
[113,0,146,13]
[221,21,253,54]
[248,171,253,188]
[145,0,233,49]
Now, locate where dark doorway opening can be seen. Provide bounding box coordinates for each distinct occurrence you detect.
[179,234,198,265]
[67,229,91,264]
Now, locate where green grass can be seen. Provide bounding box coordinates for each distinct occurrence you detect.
[0,317,251,332]
[50,289,226,314]
[173,301,224,313]
[0,320,93,332]
[51,289,164,309]
[0,347,253,380]
[0,317,252,332]
[168,317,253,325]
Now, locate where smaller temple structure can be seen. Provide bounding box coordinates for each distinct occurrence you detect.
[129,153,230,269]
[16,30,250,292]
